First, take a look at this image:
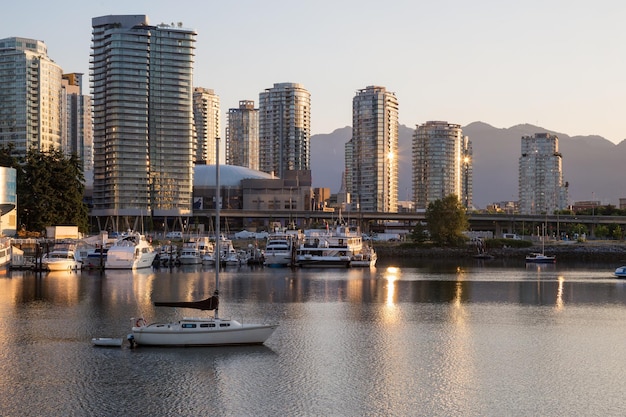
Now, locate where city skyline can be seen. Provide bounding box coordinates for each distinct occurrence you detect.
[3,1,625,145]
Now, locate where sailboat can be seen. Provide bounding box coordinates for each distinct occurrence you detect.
[525,223,556,263]
[128,138,278,347]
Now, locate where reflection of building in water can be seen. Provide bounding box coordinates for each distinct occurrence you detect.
[0,167,17,236]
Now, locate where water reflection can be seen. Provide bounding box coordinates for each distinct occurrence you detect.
[2,262,626,416]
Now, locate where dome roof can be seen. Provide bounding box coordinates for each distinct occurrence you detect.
[194,164,274,187]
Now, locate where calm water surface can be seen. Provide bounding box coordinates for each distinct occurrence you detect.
[1,258,626,416]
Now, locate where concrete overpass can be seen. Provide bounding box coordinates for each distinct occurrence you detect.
[189,209,626,237]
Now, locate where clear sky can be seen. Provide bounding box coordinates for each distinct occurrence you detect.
[4,0,626,143]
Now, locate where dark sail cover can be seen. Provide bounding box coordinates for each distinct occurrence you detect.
[154,295,219,311]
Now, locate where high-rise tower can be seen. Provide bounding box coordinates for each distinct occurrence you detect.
[258,83,310,177]
[0,37,63,155]
[518,133,568,214]
[91,15,196,219]
[226,100,259,170]
[412,121,473,210]
[192,87,220,164]
[345,86,399,212]
[61,73,93,174]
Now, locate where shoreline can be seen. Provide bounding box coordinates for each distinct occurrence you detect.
[372,241,626,262]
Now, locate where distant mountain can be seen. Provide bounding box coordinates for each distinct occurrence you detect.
[311,122,626,208]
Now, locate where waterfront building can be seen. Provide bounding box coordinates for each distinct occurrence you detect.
[412,121,473,210]
[91,15,196,226]
[345,86,399,213]
[258,82,311,178]
[61,73,93,174]
[518,133,568,214]
[226,100,259,170]
[0,167,17,236]
[0,37,63,155]
[193,87,220,164]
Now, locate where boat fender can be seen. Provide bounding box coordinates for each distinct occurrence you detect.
[135,318,146,327]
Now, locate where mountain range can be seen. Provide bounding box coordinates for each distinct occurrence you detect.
[310,122,626,209]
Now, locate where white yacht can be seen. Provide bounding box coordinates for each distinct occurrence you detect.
[295,224,363,268]
[41,244,81,271]
[263,229,302,267]
[179,236,213,265]
[105,233,157,270]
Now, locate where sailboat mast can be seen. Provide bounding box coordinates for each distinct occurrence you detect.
[215,136,221,316]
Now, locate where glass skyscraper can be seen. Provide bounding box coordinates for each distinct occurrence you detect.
[412,121,473,210]
[258,82,310,178]
[0,37,63,155]
[192,87,220,165]
[226,100,259,170]
[346,86,399,212]
[518,133,568,214]
[91,15,196,219]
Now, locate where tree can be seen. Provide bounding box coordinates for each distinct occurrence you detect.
[425,194,469,246]
[19,147,89,233]
[410,222,429,243]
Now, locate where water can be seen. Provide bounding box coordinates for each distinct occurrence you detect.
[2,259,626,416]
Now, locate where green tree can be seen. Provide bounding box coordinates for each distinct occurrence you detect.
[594,224,609,239]
[425,194,469,246]
[410,222,429,243]
[611,225,623,240]
[20,148,88,233]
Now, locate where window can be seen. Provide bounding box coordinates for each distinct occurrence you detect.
[181,323,197,328]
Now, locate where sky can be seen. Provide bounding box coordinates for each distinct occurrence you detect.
[4,0,626,144]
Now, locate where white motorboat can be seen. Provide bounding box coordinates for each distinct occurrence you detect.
[295,224,363,268]
[217,236,241,266]
[263,229,302,267]
[41,245,81,271]
[105,233,157,269]
[129,142,277,347]
[350,246,377,267]
[178,237,213,265]
[178,246,201,265]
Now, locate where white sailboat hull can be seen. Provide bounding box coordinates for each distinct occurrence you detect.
[131,318,277,346]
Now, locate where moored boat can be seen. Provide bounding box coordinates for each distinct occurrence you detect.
[263,229,301,267]
[105,233,157,269]
[525,252,556,263]
[295,224,362,268]
[41,244,81,271]
[350,246,377,267]
[128,144,277,347]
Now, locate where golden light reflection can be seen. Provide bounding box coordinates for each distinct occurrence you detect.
[384,267,399,306]
[555,275,565,310]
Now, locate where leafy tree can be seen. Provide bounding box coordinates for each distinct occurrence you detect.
[425,194,469,246]
[20,147,88,233]
[410,222,429,243]
[612,225,623,240]
[594,224,609,239]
